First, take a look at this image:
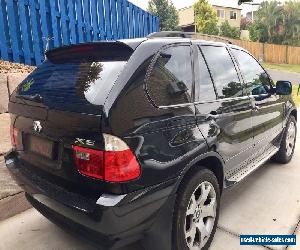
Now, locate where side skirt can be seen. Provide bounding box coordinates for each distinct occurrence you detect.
[224,145,279,188]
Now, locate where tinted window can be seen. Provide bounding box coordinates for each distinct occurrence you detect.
[17,60,126,114]
[232,49,271,96]
[147,46,193,106]
[195,47,216,102]
[201,46,242,99]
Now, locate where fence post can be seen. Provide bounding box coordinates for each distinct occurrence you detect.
[6,0,20,63]
[285,45,289,64]
[0,0,159,65]
[261,43,265,63]
[0,1,9,61]
[123,0,129,39]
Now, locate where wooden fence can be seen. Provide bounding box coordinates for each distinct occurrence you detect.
[0,0,160,66]
[233,39,300,65]
[195,35,300,65]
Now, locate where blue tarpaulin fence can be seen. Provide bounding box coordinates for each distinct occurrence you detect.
[0,0,160,66]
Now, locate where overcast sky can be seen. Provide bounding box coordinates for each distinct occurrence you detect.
[129,0,238,10]
[128,0,294,16]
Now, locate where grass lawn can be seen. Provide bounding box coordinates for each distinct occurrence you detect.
[292,84,300,107]
[263,63,300,74]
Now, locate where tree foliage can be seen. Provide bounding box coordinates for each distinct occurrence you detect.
[247,22,260,42]
[281,1,300,46]
[193,0,218,34]
[220,20,240,39]
[201,21,219,35]
[222,81,243,99]
[250,1,300,46]
[256,1,283,44]
[148,0,179,31]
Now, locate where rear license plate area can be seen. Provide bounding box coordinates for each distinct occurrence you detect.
[26,135,55,159]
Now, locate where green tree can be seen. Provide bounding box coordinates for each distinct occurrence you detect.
[220,20,240,39]
[222,81,243,98]
[242,1,300,45]
[148,0,179,31]
[248,22,260,42]
[194,0,219,34]
[202,21,219,35]
[282,1,300,46]
[256,1,283,44]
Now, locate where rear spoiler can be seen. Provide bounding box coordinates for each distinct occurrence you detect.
[45,41,134,63]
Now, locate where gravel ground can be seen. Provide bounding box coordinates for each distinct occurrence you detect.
[0,113,11,155]
[0,113,21,200]
[0,156,22,200]
[268,69,300,84]
[0,60,35,74]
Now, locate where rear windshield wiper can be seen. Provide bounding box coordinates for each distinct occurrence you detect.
[16,94,43,103]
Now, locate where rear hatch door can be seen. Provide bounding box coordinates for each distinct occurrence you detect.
[9,42,133,197]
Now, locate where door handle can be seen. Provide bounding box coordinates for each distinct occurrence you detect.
[205,111,220,120]
[251,104,260,112]
[250,99,260,112]
[253,105,260,112]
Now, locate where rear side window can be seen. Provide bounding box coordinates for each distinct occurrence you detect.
[194,46,216,102]
[201,46,242,99]
[232,49,272,96]
[17,60,126,114]
[146,45,193,107]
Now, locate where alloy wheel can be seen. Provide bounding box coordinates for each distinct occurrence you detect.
[286,121,296,157]
[184,181,217,250]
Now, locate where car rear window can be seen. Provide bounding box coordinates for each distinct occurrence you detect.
[14,43,134,115]
[16,60,127,115]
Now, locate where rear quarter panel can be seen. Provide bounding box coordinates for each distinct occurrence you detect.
[104,41,209,189]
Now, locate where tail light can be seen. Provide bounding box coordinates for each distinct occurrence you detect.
[10,125,19,148]
[73,147,104,179]
[73,134,141,183]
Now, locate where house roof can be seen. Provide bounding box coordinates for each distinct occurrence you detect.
[178,6,195,27]
[212,5,242,10]
[178,4,242,12]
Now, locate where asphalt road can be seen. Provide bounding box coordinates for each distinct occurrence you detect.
[1,124,300,250]
[268,69,300,84]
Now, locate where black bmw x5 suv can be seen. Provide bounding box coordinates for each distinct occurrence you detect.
[5,32,297,250]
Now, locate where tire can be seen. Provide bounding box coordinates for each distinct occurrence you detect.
[173,168,220,250]
[273,115,297,164]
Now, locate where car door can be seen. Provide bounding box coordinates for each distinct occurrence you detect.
[231,48,284,158]
[193,44,254,180]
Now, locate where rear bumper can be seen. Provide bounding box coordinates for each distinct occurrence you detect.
[5,151,178,250]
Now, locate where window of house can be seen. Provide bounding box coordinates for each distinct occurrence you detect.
[232,49,272,96]
[147,45,193,107]
[230,11,237,20]
[194,47,216,102]
[217,9,225,19]
[201,46,242,99]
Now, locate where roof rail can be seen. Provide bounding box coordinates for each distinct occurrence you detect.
[147,31,233,44]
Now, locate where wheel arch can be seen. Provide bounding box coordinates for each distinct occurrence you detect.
[142,153,225,250]
[290,108,297,121]
[173,152,225,196]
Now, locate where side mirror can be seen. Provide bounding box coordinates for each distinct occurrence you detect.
[276,81,292,95]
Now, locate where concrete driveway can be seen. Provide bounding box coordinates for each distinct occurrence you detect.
[0,129,299,250]
[268,69,300,84]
